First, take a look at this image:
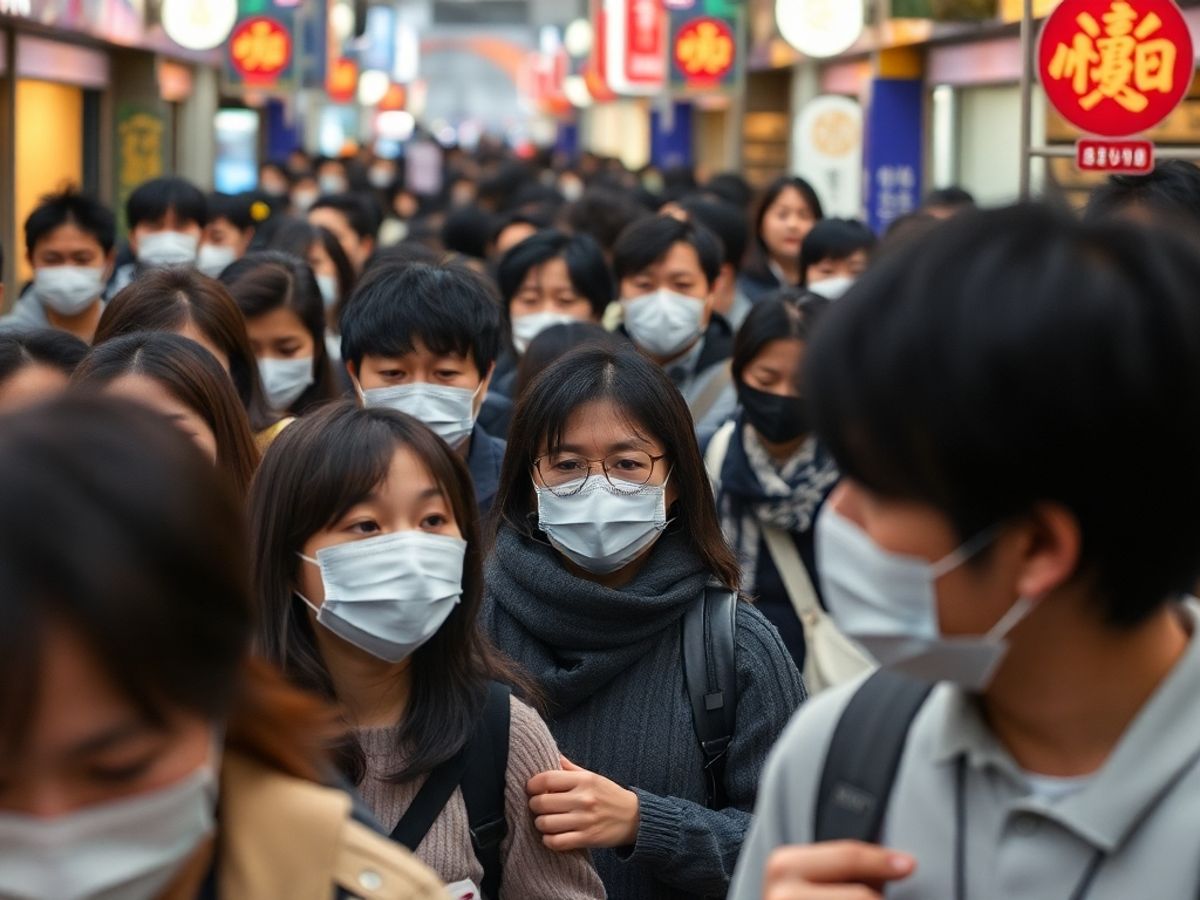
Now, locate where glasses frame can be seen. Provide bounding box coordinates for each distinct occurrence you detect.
[533,451,668,497]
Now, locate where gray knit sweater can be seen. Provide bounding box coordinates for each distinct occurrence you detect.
[356,694,606,899]
[484,527,807,900]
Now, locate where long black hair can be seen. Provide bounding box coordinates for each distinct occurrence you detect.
[494,343,741,590]
[249,401,533,782]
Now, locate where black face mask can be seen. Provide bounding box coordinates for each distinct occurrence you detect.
[737,383,809,444]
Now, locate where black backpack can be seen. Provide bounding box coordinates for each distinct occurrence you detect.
[390,681,511,899]
[813,670,934,842]
[681,583,740,810]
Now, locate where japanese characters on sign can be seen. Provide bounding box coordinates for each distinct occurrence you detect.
[1076,138,1156,172]
[228,15,293,86]
[1038,0,1193,137]
[604,0,668,95]
[673,16,736,86]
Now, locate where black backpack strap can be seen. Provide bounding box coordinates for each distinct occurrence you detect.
[389,747,471,850]
[389,682,510,900]
[813,670,934,843]
[681,583,738,809]
[460,681,511,900]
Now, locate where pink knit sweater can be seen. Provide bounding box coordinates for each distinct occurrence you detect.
[356,695,606,899]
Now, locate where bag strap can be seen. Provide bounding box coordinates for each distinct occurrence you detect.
[760,524,822,621]
[814,670,934,843]
[390,682,511,900]
[681,584,739,809]
[460,681,511,900]
[691,361,733,426]
[703,419,737,491]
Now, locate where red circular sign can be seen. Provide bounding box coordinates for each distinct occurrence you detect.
[674,16,735,84]
[1038,0,1193,137]
[229,16,293,85]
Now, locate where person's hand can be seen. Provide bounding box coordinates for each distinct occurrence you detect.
[526,756,640,851]
[763,842,915,899]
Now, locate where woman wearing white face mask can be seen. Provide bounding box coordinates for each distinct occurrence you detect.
[250,402,604,900]
[483,344,804,900]
[0,189,117,343]
[0,396,444,900]
[220,252,339,438]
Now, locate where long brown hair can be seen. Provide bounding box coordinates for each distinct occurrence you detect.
[72,332,261,497]
[248,401,534,783]
[494,343,741,590]
[96,268,276,431]
[0,395,335,782]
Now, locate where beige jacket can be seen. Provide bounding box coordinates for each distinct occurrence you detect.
[217,752,448,899]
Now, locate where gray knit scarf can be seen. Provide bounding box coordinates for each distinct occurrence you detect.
[485,525,712,716]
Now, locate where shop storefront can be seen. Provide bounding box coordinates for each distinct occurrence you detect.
[0,1,220,294]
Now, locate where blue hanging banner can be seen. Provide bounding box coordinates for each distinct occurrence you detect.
[863,78,923,234]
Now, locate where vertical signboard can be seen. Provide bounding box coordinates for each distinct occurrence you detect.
[863,79,923,233]
[604,0,668,95]
[794,95,864,218]
[669,0,739,91]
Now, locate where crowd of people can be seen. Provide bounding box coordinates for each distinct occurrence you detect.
[3,142,1200,900]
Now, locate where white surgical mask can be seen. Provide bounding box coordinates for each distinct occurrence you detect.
[360,382,480,449]
[808,275,856,301]
[622,289,706,359]
[137,231,199,268]
[512,311,577,354]
[316,273,340,310]
[536,476,670,575]
[298,531,466,663]
[0,757,218,900]
[33,266,104,316]
[196,244,237,278]
[816,506,1032,692]
[319,175,348,195]
[292,190,319,212]
[368,166,395,189]
[258,356,314,412]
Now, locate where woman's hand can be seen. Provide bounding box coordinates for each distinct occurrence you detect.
[526,756,641,851]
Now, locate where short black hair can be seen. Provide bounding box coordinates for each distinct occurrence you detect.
[441,205,496,260]
[612,214,723,285]
[566,188,651,253]
[0,328,88,383]
[490,209,552,246]
[126,177,208,230]
[732,293,829,388]
[340,261,503,377]
[496,230,614,319]
[1085,160,1200,231]
[679,197,749,273]
[704,172,754,209]
[310,193,382,240]
[800,219,876,279]
[25,189,116,257]
[923,186,976,210]
[208,192,263,232]
[807,204,1200,627]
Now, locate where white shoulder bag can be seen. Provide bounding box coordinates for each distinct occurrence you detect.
[706,421,874,695]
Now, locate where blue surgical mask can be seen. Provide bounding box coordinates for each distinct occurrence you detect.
[815,505,1032,692]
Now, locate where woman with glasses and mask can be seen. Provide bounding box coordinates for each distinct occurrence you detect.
[703,294,848,680]
[249,402,604,900]
[483,343,805,900]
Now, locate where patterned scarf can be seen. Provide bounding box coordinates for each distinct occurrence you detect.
[714,421,839,595]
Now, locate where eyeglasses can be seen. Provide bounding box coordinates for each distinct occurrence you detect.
[534,450,668,497]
